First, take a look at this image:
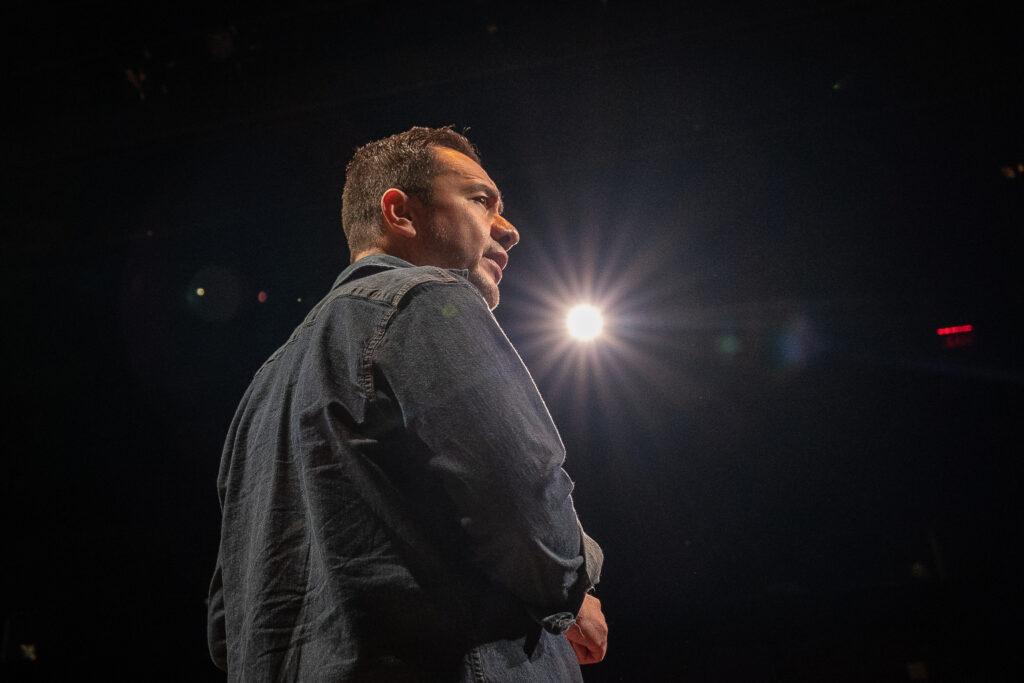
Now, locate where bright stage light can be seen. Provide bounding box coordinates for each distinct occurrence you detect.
[566,304,603,341]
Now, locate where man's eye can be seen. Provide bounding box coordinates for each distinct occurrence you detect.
[472,196,489,206]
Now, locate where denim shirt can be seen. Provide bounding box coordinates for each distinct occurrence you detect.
[207,254,603,681]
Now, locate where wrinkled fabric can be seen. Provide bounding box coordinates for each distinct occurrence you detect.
[208,254,603,681]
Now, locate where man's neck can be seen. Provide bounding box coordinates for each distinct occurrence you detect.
[350,247,387,263]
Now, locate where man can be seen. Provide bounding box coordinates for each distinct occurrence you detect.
[207,126,607,681]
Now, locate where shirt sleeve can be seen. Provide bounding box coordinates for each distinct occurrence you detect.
[374,279,591,630]
[206,557,228,671]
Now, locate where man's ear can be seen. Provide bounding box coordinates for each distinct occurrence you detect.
[380,188,417,240]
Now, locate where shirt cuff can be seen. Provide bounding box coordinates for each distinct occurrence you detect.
[539,610,578,635]
[579,524,604,589]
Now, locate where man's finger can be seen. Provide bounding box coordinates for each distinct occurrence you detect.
[565,625,606,664]
[569,639,587,663]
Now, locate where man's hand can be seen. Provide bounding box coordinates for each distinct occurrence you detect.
[565,593,608,664]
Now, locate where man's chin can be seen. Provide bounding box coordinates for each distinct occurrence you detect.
[468,271,500,310]
[480,285,500,310]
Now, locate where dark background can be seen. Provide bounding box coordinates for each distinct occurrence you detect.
[3,1,1021,680]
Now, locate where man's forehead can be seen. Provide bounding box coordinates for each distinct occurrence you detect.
[433,146,496,185]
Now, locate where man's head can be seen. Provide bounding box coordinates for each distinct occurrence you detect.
[341,126,519,309]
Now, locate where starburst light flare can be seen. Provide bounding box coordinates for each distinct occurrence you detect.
[566,304,604,341]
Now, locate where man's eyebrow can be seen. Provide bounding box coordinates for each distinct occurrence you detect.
[463,181,504,214]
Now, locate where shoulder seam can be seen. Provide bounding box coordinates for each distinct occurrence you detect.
[386,266,463,307]
[342,266,462,307]
[357,267,470,399]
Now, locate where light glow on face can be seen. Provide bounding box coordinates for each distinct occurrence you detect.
[566,304,604,341]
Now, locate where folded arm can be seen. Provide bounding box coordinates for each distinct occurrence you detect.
[376,280,596,629]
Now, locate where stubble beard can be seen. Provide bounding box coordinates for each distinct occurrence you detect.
[468,266,500,310]
[422,209,499,309]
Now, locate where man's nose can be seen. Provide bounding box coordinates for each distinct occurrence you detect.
[492,214,520,251]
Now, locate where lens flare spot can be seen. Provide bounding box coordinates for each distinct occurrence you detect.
[566,304,603,341]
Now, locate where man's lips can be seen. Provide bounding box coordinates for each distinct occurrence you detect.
[483,250,508,283]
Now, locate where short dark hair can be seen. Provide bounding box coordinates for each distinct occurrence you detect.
[341,126,481,258]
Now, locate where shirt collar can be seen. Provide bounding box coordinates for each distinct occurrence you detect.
[331,253,470,290]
